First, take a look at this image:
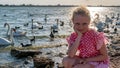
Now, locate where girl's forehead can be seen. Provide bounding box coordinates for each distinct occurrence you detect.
[73,15,90,22]
[74,15,89,19]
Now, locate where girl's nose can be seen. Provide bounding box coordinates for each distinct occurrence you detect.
[78,25,83,29]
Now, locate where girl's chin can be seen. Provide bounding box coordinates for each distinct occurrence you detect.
[79,30,87,33]
[79,29,89,33]
[80,31,84,33]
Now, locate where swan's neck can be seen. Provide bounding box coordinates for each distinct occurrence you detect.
[9,28,13,44]
[6,24,10,36]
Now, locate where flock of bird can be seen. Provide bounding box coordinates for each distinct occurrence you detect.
[93,13,120,33]
[0,18,65,48]
[0,12,119,48]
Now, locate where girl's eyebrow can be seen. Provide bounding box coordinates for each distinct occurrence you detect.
[74,22,88,25]
[83,22,87,24]
[74,22,79,24]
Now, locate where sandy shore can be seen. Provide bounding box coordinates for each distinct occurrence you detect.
[110,56,120,68]
[104,32,120,68]
[1,45,120,68]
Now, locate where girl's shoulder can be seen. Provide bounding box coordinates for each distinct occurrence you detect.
[88,29,105,37]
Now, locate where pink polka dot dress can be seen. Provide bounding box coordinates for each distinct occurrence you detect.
[67,29,109,68]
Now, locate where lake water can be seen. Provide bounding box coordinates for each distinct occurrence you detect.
[0,6,120,66]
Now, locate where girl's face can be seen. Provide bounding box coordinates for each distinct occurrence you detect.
[72,15,90,33]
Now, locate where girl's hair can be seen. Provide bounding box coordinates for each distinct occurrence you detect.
[71,6,91,21]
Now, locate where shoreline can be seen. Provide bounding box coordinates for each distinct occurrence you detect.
[0,42,120,68]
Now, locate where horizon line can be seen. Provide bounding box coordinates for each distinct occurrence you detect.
[0,4,120,7]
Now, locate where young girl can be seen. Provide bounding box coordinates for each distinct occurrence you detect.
[62,6,109,68]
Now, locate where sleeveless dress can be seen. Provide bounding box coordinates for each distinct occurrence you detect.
[66,29,109,68]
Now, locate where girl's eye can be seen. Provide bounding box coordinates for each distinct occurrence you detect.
[75,23,80,25]
[74,22,88,26]
[83,23,87,25]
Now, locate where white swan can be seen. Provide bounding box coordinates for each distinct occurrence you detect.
[4,23,27,37]
[0,28,14,47]
[31,19,43,29]
[12,28,27,37]
[92,13,104,31]
[52,19,59,33]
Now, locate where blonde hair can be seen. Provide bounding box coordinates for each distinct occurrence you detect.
[71,6,91,21]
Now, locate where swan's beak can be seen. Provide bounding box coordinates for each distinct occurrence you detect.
[12,28,16,32]
[4,23,6,27]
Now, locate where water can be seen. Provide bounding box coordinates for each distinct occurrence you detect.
[0,6,74,46]
[0,6,120,66]
[0,6,120,46]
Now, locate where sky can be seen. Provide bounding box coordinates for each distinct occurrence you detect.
[0,0,120,6]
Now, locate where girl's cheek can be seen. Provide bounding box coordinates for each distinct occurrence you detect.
[75,26,79,29]
[74,26,78,30]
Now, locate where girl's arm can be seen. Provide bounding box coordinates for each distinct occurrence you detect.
[67,26,82,58]
[67,35,81,58]
[86,44,108,62]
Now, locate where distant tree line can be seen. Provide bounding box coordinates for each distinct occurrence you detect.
[0,4,119,7]
[0,4,78,7]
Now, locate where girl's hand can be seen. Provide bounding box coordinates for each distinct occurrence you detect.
[72,58,88,67]
[73,26,82,37]
[78,59,88,64]
[79,59,84,64]
[82,59,88,64]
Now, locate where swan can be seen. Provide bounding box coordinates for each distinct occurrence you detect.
[60,21,64,26]
[29,36,35,44]
[4,23,27,37]
[31,19,43,29]
[32,23,43,29]
[4,23,10,36]
[92,13,104,32]
[116,13,119,20]
[52,19,59,33]
[49,26,54,41]
[0,28,14,47]
[12,28,27,37]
